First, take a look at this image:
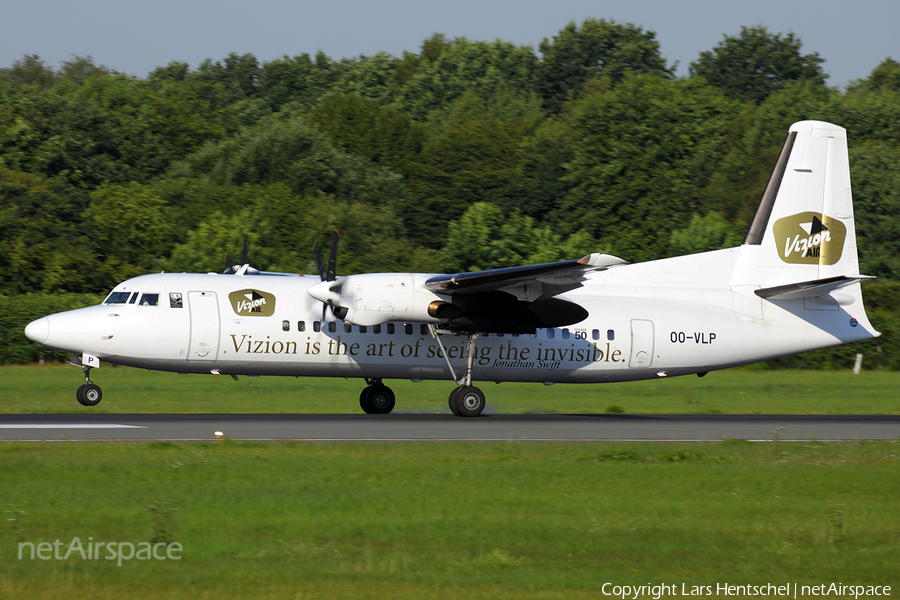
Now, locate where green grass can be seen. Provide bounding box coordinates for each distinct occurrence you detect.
[2,364,899,414]
[1,441,898,598]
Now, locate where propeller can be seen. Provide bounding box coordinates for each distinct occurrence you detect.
[309,229,346,320]
[224,233,259,276]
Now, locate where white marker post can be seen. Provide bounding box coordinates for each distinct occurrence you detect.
[853,353,863,375]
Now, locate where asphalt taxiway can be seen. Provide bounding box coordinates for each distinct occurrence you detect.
[1,414,898,442]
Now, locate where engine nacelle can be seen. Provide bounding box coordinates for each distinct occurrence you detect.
[333,273,444,326]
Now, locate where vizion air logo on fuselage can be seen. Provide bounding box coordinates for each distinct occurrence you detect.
[228,289,276,316]
[772,212,846,265]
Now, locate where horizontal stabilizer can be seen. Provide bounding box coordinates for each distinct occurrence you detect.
[754,275,874,301]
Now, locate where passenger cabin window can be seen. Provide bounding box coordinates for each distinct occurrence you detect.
[328,322,336,333]
[592,329,600,341]
[546,329,555,339]
[405,324,413,335]
[561,329,570,339]
[344,323,352,333]
[104,291,132,304]
[373,325,381,334]
[607,329,615,341]
[139,293,159,306]
[420,324,428,336]
[282,320,290,332]
[169,293,183,308]
[298,321,306,332]
[387,323,395,334]
[360,325,367,334]
[313,321,321,333]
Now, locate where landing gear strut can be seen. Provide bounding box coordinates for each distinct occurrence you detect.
[429,325,487,417]
[76,365,102,407]
[359,378,395,414]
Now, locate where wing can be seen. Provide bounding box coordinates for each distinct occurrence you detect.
[423,253,627,333]
[425,253,627,301]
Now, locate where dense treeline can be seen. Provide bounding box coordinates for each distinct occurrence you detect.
[2,21,899,367]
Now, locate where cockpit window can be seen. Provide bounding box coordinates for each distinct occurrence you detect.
[128,293,139,304]
[139,293,159,306]
[104,291,131,304]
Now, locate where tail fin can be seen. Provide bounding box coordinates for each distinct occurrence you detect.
[734,121,867,288]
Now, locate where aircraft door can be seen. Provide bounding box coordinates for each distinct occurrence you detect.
[629,319,654,368]
[188,291,220,361]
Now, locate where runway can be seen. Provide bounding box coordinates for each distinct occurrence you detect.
[1,414,899,442]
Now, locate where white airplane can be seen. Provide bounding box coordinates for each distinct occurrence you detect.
[24,121,880,416]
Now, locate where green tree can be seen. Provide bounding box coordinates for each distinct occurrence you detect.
[395,37,539,120]
[538,19,672,113]
[59,55,110,86]
[510,116,576,220]
[307,93,426,176]
[193,52,260,104]
[0,55,57,87]
[85,183,175,285]
[405,92,539,246]
[558,75,735,262]
[689,25,827,104]
[439,202,599,272]
[170,114,406,207]
[849,142,900,280]
[332,52,402,105]
[849,57,900,93]
[148,61,190,83]
[163,210,271,274]
[258,51,344,111]
[668,212,744,256]
[0,167,95,294]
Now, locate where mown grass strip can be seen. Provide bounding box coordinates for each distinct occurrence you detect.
[2,441,898,598]
[2,365,899,415]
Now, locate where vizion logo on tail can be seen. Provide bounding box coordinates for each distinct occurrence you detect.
[772,212,847,265]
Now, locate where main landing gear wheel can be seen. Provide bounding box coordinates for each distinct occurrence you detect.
[427,325,488,418]
[76,384,102,406]
[448,388,461,416]
[454,385,485,418]
[360,382,395,414]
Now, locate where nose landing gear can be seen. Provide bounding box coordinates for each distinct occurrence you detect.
[76,365,102,406]
[359,378,395,414]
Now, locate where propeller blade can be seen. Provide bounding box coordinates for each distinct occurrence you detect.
[240,233,249,266]
[312,237,327,281]
[311,229,341,322]
[327,229,339,282]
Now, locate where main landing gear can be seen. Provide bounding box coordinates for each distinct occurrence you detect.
[76,365,102,407]
[359,378,395,414]
[430,326,487,418]
[355,328,488,417]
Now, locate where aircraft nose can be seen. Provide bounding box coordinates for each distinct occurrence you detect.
[24,317,50,345]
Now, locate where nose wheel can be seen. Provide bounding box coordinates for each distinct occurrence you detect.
[359,379,395,414]
[76,365,102,406]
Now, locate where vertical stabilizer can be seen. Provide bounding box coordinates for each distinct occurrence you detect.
[734,121,862,286]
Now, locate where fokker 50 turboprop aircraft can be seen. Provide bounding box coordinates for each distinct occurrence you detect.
[25,121,880,416]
